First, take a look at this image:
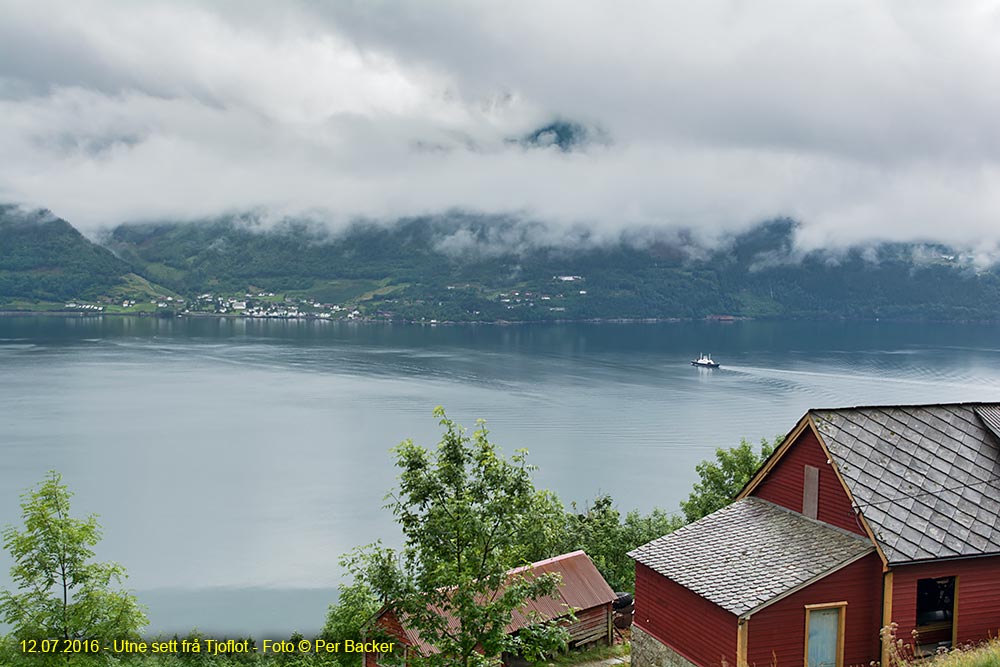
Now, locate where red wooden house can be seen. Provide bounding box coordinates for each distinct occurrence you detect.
[629,403,1000,667]
[364,550,616,666]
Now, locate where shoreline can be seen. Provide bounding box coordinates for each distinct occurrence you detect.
[3,310,1000,326]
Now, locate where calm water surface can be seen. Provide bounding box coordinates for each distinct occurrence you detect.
[2,316,1000,637]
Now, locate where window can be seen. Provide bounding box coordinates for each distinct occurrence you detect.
[805,602,846,667]
[803,465,819,519]
[915,576,957,653]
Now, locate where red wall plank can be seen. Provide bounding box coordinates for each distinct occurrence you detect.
[891,556,1000,649]
[746,553,882,667]
[753,429,865,535]
[634,562,738,667]
[365,610,411,666]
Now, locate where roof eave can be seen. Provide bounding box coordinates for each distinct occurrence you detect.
[737,546,876,619]
[888,549,1000,568]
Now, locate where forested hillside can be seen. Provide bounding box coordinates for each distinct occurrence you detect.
[4,204,1000,321]
[0,206,173,308]
[106,215,1000,322]
[0,206,131,302]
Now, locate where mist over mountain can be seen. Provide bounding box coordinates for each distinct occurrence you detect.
[3,2,1000,254]
[4,203,999,321]
[95,212,1000,322]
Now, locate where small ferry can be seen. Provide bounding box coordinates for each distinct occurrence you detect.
[691,353,720,368]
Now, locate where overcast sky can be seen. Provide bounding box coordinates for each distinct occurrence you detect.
[1,0,999,251]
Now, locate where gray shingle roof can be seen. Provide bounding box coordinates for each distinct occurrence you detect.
[811,403,1000,565]
[628,497,873,616]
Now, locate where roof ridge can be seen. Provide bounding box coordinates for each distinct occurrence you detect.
[506,550,588,575]
[809,400,1000,414]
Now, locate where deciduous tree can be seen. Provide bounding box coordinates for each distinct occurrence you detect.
[0,471,146,643]
[355,408,569,667]
[680,436,780,523]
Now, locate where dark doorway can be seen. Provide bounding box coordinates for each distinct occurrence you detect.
[915,576,956,653]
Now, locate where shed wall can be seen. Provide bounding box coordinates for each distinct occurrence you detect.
[746,553,882,667]
[753,428,865,535]
[364,610,411,667]
[565,603,612,646]
[891,555,1000,648]
[634,562,737,667]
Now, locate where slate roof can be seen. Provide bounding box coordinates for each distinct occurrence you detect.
[811,403,1000,565]
[628,497,873,617]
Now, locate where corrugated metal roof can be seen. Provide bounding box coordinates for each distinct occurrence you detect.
[628,497,873,616]
[505,551,616,630]
[975,405,1000,441]
[383,550,615,655]
[811,402,1000,564]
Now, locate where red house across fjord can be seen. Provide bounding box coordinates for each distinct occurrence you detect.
[629,402,1000,667]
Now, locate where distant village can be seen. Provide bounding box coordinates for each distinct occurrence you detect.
[65,292,365,320]
[58,275,590,321]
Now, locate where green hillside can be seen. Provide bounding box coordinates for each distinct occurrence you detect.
[106,215,1000,322]
[0,205,175,310]
[4,204,1000,321]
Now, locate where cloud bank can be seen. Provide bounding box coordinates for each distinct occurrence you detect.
[1,0,999,252]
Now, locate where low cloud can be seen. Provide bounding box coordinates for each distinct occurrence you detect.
[1,0,999,254]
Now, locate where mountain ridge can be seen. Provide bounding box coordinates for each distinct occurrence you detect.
[3,205,999,322]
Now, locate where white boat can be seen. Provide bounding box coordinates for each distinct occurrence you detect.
[691,353,720,368]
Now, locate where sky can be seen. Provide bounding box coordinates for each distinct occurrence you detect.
[1,0,999,252]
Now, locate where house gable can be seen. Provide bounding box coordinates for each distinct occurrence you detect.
[742,419,867,536]
[629,497,874,667]
[633,402,1000,667]
[629,497,873,616]
[745,552,882,667]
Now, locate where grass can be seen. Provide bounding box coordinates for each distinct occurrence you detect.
[929,640,1000,667]
[883,625,1000,667]
[297,278,384,304]
[533,642,630,666]
[0,299,66,311]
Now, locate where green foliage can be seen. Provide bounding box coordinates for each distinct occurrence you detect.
[7,205,1000,321]
[0,206,133,302]
[320,553,382,667]
[0,471,146,663]
[680,436,780,523]
[102,214,1000,322]
[517,490,570,564]
[556,495,682,593]
[351,408,570,667]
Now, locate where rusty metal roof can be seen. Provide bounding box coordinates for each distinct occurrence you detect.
[379,550,615,655]
[506,550,616,630]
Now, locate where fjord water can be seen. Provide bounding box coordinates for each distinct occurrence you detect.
[2,316,1000,637]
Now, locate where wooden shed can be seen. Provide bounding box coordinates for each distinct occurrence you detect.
[365,550,616,666]
[630,402,1000,667]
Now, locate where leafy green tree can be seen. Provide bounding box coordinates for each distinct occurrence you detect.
[0,471,147,643]
[354,408,570,667]
[321,551,384,667]
[515,489,568,565]
[560,495,682,592]
[679,436,781,523]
